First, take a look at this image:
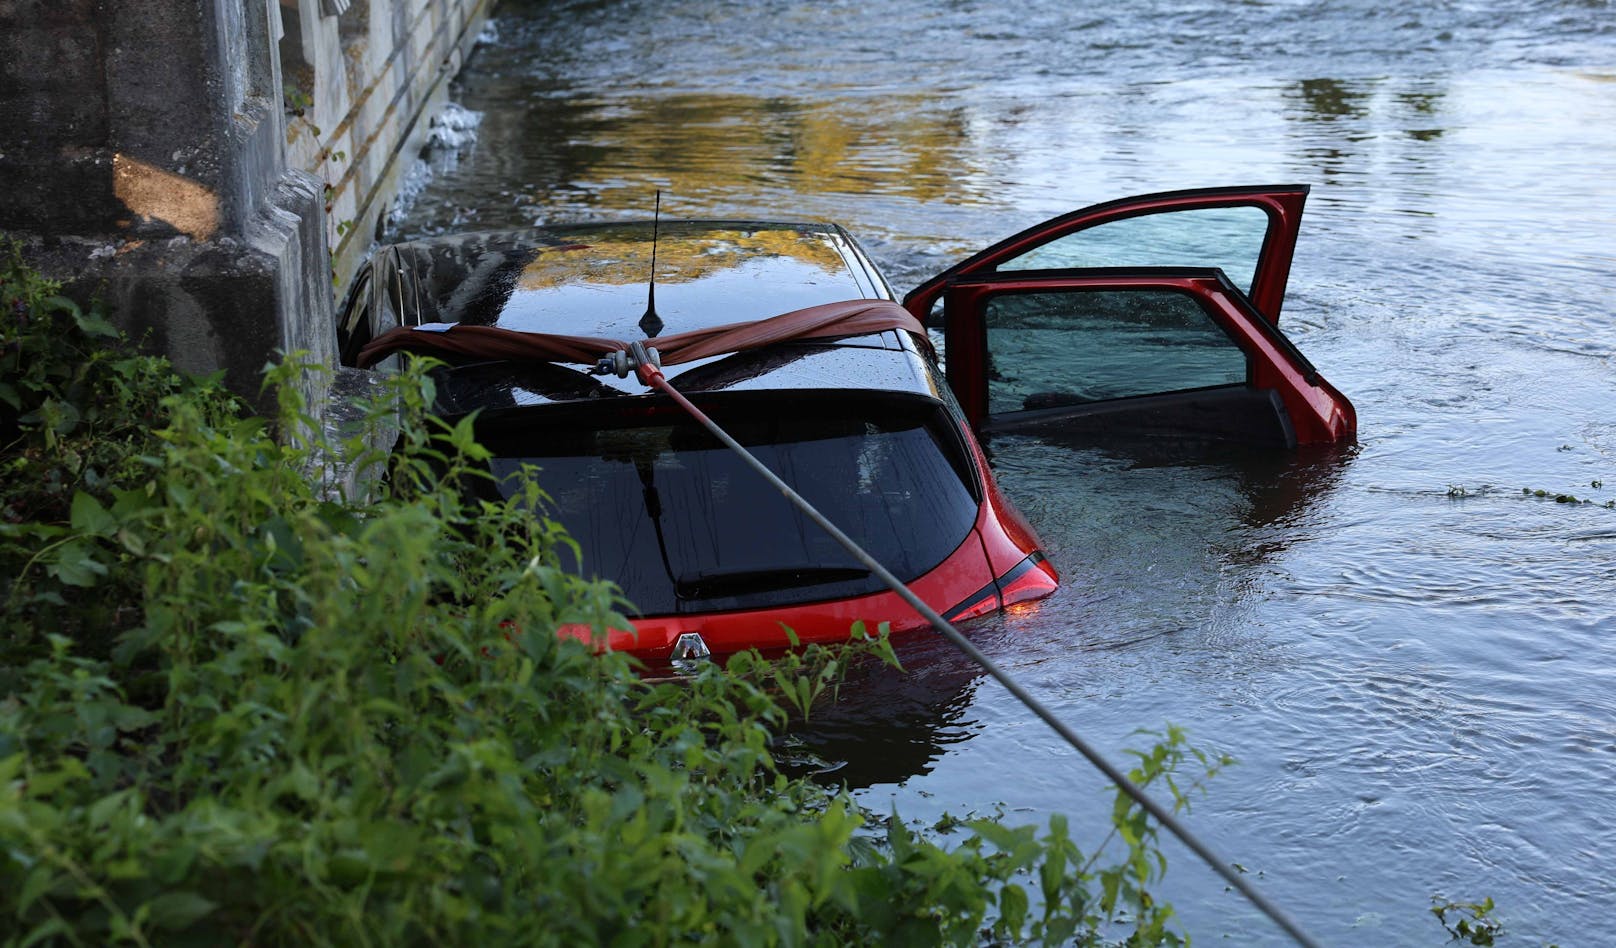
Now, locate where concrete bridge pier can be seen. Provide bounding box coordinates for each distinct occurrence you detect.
[0,0,490,407]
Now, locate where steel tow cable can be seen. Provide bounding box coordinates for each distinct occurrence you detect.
[620,341,1324,948]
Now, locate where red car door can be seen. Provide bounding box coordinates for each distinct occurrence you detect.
[904,185,1355,446]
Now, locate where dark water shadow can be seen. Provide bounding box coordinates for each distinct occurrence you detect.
[985,428,1357,532]
[785,634,989,791]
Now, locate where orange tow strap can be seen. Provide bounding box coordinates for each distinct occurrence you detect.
[355,298,931,370]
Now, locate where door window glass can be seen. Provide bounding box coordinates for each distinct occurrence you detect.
[998,206,1270,296]
[982,289,1247,415]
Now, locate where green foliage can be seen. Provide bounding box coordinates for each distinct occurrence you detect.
[283,84,313,117]
[1432,896,1504,946]
[1,238,242,662]
[857,724,1229,948]
[0,244,1235,945]
[1520,485,1614,508]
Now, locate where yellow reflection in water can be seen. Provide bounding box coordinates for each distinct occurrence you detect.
[530,93,983,212]
[516,228,846,289]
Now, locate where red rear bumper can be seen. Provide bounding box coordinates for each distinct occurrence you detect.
[561,501,1058,664]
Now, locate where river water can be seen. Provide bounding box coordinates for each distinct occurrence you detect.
[389,0,1616,942]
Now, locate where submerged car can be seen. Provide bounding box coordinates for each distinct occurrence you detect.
[340,185,1355,664]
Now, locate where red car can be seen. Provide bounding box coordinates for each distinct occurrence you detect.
[341,185,1354,664]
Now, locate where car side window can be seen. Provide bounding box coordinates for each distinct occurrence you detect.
[983,289,1248,415]
[997,206,1271,297]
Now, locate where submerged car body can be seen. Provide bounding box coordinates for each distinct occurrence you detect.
[340,185,1354,663]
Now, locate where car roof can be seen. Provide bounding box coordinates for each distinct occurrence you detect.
[369,221,945,412]
[377,220,892,338]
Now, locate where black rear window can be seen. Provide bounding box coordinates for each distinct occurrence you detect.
[475,393,980,616]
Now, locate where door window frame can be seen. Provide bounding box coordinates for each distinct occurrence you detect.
[943,268,1259,427]
[959,275,1256,422]
[906,184,1309,327]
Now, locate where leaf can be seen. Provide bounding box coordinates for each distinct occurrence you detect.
[87,788,133,828]
[143,890,218,930]
[999,882,1029,936]
[44,397,81,435]
[109,704,158,731]
[70,491,117,536]
[1044,914,1079,945]
[18,918,71,948]
[18,865,59,912]
[47,541,107,587]
[1041,851,1065,904]
[115,528,146,556]
[1099,865,1124,913]
[42,294,82,318]
[967,819,1028,855]
[72,307,121,339]
[110,485,158,518]
[151,842,199,885]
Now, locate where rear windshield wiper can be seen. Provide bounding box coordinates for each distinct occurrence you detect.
[675,566,870,601]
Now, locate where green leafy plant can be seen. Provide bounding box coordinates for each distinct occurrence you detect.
[1432,896,1504,946]
[1,238,241,663]
[283,84,314,117]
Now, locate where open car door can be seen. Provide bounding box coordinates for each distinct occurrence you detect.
[904,185,1355,447]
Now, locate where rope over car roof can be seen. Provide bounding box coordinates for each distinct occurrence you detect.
[355,298,933,370]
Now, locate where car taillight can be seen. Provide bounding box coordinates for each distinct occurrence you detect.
[999,556,1058,608]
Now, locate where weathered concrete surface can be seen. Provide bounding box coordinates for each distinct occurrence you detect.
[282,0,493,286]
[18,172,334,402]
[0,0,489,406]
[1,0,289,240]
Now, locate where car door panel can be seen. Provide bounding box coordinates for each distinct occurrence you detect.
[912,185,1353,446]
[941,271,1354,445]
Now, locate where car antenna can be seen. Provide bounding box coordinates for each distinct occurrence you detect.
[638,189,665,338]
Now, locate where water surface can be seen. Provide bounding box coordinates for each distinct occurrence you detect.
[392,1,1616,941]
